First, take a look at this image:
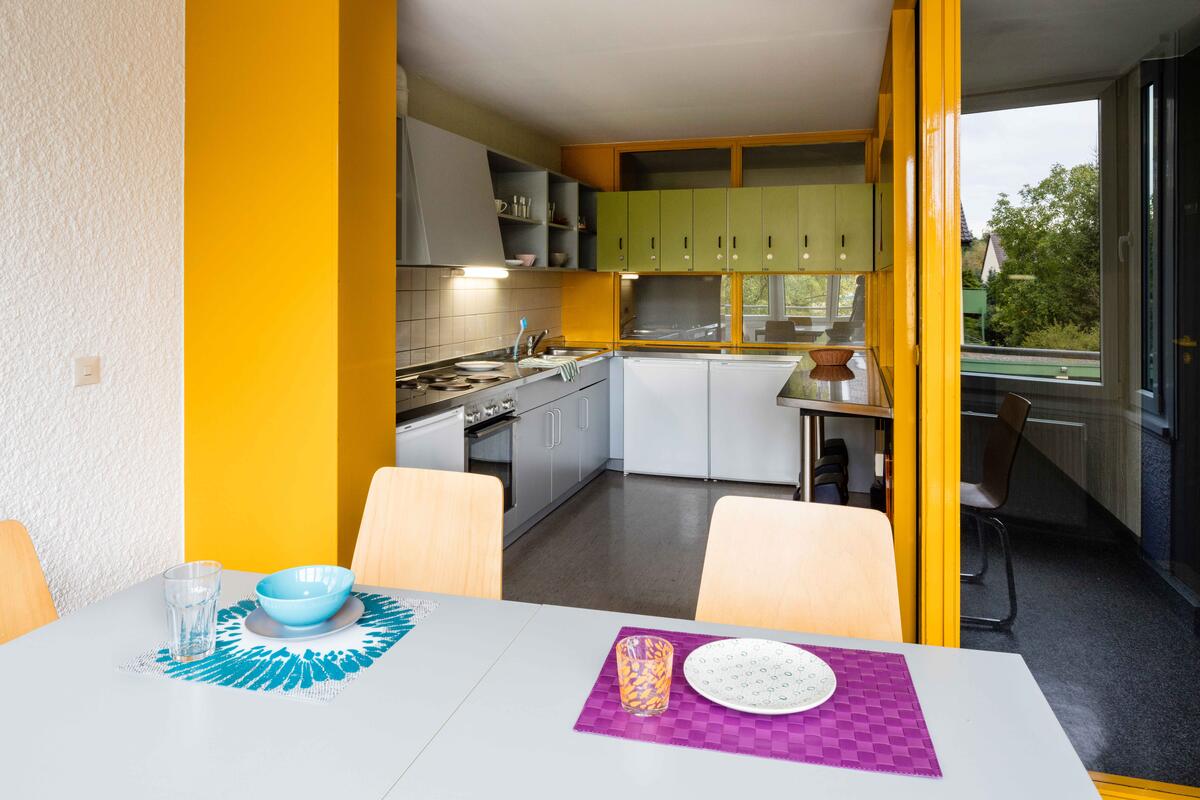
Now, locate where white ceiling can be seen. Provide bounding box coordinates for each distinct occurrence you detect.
[963,0,1200,97]
[396,0,893,144]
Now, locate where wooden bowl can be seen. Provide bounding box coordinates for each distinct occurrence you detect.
[810,365,854,382]
[810,348,853,366]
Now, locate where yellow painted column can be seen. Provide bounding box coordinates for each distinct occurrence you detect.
[185,1,396,571]
[916,0,962,647]
[886,7,919,643]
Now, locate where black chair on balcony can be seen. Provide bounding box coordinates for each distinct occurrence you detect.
[960,392,1031,631]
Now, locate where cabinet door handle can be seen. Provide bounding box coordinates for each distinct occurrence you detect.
[717,235,722,248]
[552,408,562,447]
[683,235,688,249]
[651,236,655,249]
[768,235,772,248]
[804,234,808,247]
[581,397,589,431]
[732,235,737,249]
[841,234,846,248]
[618,236,623,250]
[545,411,554,449]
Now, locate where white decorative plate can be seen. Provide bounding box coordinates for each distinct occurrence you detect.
[682,638,836,715]
[455,360,506,372]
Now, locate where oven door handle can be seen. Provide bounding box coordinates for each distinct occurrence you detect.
[465,415,518,438]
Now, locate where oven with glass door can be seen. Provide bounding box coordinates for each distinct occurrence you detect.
[464,412,516,514]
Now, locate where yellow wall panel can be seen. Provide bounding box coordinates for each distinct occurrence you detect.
[185,0,395,572]
[562,272,618,341]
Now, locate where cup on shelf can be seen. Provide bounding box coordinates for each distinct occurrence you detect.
[495,198,508,214]
[163,560,222,663]
[615,634,674,716]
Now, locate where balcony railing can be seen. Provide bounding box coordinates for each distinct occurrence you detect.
[961,344,1100,382]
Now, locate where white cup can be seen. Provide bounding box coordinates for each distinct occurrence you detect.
[495,198,508,214]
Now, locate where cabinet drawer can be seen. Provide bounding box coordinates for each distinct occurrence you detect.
[516,360,608,413]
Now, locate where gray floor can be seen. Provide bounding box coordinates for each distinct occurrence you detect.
[961,513,1200,787]
[504,470,794,619]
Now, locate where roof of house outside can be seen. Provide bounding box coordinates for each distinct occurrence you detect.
[960,205,973,246]
[985,232,1008,267]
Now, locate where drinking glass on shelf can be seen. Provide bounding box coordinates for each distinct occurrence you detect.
[615,635,674,716]
[163,561,222,662]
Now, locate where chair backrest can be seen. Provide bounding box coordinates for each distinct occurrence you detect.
[764,320,796,341]
[978,393,1032,508]
[695,497,902,642]
[0,520,58,644]
[351,467,503,599]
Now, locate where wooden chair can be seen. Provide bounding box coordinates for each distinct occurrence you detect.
[0,520,58,644]
[764,320,797,342]
[351,467,503,600]
[695,496,902,642]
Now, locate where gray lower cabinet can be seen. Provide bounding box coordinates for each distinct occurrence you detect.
[578,380,609,477]
[550,400,582,502]
[508,374,610,540]
[512,405,554,533]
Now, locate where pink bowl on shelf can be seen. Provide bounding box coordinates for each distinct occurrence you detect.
[514,253,537,267]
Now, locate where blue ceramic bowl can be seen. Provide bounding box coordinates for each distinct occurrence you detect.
[255,565,355,628]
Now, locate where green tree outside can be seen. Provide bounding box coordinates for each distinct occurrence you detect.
[982,161,1100,350]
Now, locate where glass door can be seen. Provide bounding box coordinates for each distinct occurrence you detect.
[958,3,1200,790]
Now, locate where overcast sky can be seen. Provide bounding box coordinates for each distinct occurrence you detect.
[961,100,1098,238]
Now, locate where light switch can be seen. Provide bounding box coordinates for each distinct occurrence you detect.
[74,356,101,386]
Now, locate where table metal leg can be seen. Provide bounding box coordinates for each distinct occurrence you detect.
[799,414,821,502]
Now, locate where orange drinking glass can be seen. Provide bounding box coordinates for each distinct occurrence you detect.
[615,635,674,716]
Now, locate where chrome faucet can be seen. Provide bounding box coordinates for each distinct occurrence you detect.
[526,329,549,356]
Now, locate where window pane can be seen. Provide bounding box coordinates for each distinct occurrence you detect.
[1142,82,1159,395]
[741,274,865,344]
[619,274,730,342]
[960,100,1101,383]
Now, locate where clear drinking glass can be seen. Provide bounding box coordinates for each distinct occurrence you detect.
[615,635,674,716]
[163,561,222,662]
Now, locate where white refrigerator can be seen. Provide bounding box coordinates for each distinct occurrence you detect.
[708,360,799,484]
[395,407,465,472]
[623,358,709,478]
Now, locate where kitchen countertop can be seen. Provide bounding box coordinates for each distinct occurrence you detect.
[775,349,893,418]
[396,341,887,426]
[396,351,601,425]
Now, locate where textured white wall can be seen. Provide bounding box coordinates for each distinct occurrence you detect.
[0,1,184,614]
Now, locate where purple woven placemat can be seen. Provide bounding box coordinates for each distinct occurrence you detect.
[573,626,941,778]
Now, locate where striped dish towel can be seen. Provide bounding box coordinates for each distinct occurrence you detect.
[518,355,581,382]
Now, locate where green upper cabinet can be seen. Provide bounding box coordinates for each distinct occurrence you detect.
[834,183,874,271]
[692,188,728,271]
[729,187,763,271]
[596,192,628,271]
[659,189,693,272]
[628,190,661,271]
[797,184,836,270]
[761,187,799,271]
[876,181,894,270]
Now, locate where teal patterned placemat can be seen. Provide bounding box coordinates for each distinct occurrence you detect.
[121,591,437,703]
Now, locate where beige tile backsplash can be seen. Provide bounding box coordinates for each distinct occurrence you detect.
[395,267,563,370]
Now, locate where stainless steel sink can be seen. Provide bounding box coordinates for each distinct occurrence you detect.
[542,347,605,358]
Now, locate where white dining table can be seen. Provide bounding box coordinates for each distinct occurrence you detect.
[0,570,1099,799]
